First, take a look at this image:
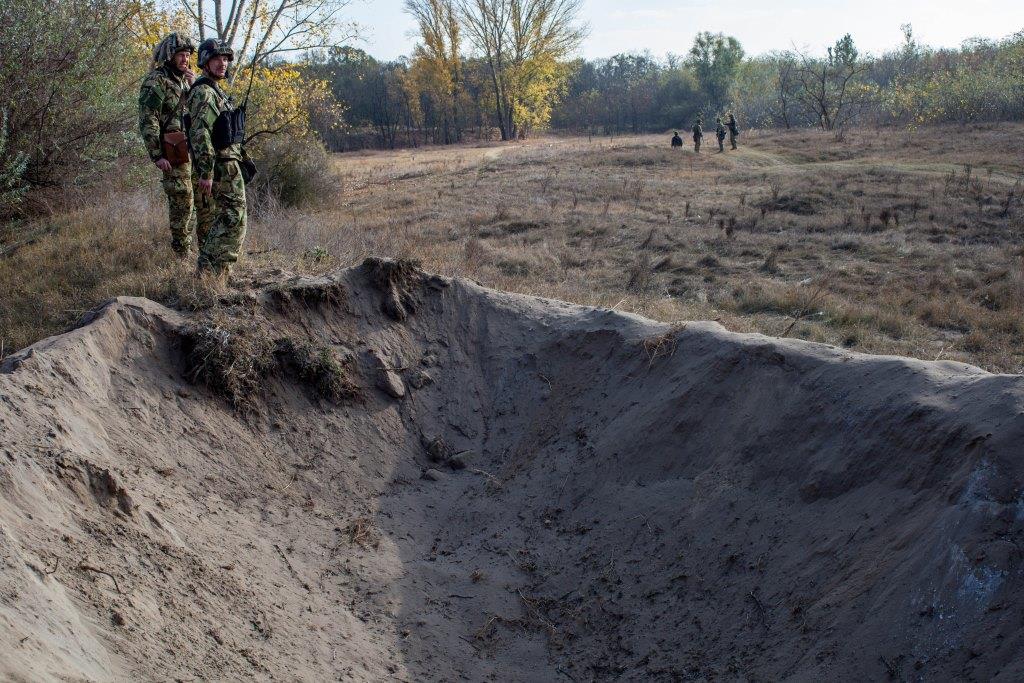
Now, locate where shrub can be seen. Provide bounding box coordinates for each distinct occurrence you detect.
[248,135,335,212]
[0,110,28,216]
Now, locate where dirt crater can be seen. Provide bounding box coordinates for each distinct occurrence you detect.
[1,259,1024,681]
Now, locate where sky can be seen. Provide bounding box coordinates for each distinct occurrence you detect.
[343,0,1024,61]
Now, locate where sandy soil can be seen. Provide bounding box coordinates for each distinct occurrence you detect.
[1,260,1023,681]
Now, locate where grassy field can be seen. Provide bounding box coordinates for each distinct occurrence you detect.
[2,123,1023,373]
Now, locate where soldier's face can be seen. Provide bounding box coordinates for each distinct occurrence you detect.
[172,51,191,72]
[206,55,230,80]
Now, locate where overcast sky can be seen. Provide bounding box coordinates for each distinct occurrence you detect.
[344,0,1023,60]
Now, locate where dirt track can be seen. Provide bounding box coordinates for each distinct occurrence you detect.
[2,260,1023,681]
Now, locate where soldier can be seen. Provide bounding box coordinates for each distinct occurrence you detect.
[188,39,247,279]
[726,112,739,150]
[138,33,196,256]
[691,119,703,154]
[715,117,727,152]
[671,131,683,148]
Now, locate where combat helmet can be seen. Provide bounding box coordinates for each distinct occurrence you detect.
[197,39,235,68]
[152,32,196,66]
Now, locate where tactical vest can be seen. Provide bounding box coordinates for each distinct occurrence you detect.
[186,77,247,151]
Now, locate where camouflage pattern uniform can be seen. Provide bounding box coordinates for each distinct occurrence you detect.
[726,113,739,150]
[692,120,703,153]
[715,117,727,152]
[138,60,195,255]
[188,77,246,275]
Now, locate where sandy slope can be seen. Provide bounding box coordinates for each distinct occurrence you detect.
[1,260,1023,682]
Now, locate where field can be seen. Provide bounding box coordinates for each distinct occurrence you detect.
[2,123,1023,372]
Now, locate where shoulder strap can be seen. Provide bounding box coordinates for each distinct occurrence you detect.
[192,77,232,107]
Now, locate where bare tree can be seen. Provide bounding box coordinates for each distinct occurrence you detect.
[170,0,359,74]
[458,0,585,140]
[794,34,869,130]
[771,52,797,129]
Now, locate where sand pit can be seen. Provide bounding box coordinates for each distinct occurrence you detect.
[1,259,1023,681]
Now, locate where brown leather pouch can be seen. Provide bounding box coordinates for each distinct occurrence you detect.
[161,131,190,167]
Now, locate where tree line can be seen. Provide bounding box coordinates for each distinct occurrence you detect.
[1,0,1022,218]
[311,17,1024,150]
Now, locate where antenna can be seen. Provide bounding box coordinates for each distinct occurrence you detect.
[242,57,257,111]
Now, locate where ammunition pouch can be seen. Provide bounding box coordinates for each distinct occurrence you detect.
[161,131,190,167]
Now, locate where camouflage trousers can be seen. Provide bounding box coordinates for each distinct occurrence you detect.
[195,178,216,250]
[160,162,196,255]
[718,135,726,152]
[197,159,247,276]
[729,130,738,149]
[693,138,702,153]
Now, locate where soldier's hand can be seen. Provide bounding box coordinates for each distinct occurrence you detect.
[155,158,172,173]
[198,178,213,196]
[183,68,196,85]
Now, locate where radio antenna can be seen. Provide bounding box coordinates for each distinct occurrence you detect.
[242,57,257,111]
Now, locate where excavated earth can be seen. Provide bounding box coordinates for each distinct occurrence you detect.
[1,259,1024,682]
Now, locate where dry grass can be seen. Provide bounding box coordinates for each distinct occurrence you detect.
[2,123,1023,373]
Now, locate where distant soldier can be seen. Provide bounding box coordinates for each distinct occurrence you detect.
[715,117,727,152]
[726,112,739,150]
[188,39,247,278]
[138,33,196,256]
[671,131,683,148]
[692,119,703,153]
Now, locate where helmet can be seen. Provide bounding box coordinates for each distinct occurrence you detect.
[197,39,234,68]
[152,32,196,66]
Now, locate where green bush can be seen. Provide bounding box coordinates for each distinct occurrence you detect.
[0,110,28,216]
[248,135,336,212]
[0,0,142,188]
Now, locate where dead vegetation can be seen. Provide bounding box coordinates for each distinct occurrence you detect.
[2,123,1023,373]
[641,325,683,366]
[276,338,361,403]
[345,517,378,549]
[181,314,278,411]
[179,293,361,410]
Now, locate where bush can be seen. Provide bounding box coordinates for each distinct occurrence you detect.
[248,135,335,212]
[0,110,28,216]
[0,0,147,188]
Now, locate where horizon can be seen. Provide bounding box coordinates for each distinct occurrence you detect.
[344,0,1024,61]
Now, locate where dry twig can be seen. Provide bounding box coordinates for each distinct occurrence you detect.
[77,561,121,594]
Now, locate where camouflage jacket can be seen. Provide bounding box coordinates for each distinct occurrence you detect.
[187,78,242,181]
[138,64,190,162]
[692,123,703,138]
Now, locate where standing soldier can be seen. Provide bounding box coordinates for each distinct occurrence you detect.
[138,33,196,257]
[726,111,739,150]
[715,117,727,152]
[188,39,247,279]
[691,119,703,154]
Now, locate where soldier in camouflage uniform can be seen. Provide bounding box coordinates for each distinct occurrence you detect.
[188,39,247,278]
[138,33,197,256]
[715,117,727,152]
[692,119,703,154]
[726,112,739,150]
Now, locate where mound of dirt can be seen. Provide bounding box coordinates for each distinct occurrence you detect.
[2,259,1023,681]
